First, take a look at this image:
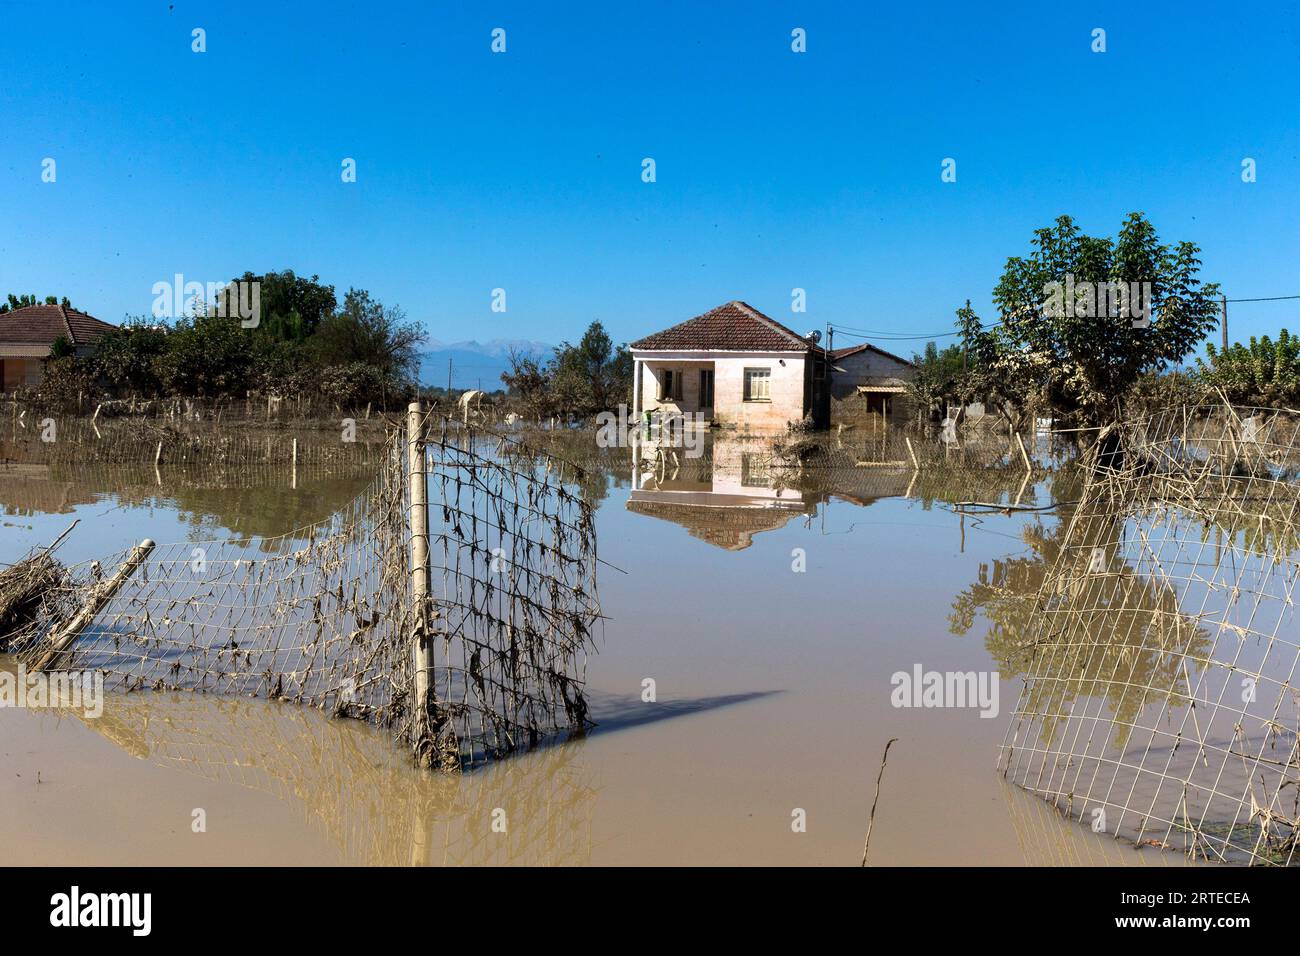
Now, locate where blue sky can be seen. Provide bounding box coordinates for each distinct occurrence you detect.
[2,0,1298,356]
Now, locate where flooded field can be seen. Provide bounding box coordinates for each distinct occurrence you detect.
[1,419,1293,865]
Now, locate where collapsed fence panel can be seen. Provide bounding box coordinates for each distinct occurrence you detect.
[999,404,1300,865]
[12,410,601,772]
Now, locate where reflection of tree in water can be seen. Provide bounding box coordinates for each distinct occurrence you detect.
[994,408,1300,864]
[952,503,1210,751]
[72,464,375,541]
[512,425,1068,511]
[75,693,595,866]
[949,517,1061,673]
[500,427,629,507]
[4,452,379,542]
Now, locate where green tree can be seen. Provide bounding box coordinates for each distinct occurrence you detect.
[155,314,256,397]
[904,339,967,419]
[92,322,169,397]
[1,293,71,312]
[214,270,337,341]
[972,213,1220,425]
[310,288,423,403]
[49,335,75,359]
[547,321,632,417]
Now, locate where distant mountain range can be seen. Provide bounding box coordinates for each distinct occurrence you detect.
[418,338,554,391]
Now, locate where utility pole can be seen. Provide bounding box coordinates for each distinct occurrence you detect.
[1220,294,1228,351]
[446,358,452,397]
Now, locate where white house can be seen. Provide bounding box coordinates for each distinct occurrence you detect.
[629,301,829,431]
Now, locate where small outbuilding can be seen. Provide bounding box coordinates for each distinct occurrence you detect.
[828,342,914,428]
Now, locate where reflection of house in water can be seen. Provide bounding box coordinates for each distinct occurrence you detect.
[628,436,816,551]
[629,432,931,550]
[817,466,917,508]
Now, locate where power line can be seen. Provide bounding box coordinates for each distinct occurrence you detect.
[828,289,1300,342]
[830,322,1001,342]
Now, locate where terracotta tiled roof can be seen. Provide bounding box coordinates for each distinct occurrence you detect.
[631,301,817,352]
[0,304,117,347]
[830,342,914,366]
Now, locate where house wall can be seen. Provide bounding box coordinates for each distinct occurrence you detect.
[636,352,808,431]
[830,349,913,400]
[714,354,806,430]
[829,349,913,428]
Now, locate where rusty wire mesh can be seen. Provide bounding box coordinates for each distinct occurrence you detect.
[999,403,1300,865]
[13,415,601,771]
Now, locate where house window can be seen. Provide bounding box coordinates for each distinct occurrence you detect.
[743,367,771,402]
[658,369,682,401]
[699,368,714,407]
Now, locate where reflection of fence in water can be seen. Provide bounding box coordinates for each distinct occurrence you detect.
[1000,405,1300,865]
[1,419,389,468]
[15,413,601,772]
[999,777,1193,868]
[77,693,595,866]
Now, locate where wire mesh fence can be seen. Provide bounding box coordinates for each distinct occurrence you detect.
[999,403,1300,865]
[11,408,601,772]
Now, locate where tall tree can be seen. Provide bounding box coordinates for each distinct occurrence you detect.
[547,321,632,417]
[974,213,1220,425]
[311,288,423,392]
[212,270,337,340]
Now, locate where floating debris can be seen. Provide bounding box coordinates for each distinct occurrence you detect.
[0,551,66,651]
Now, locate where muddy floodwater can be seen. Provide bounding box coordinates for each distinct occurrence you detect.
[0,430,1199,865]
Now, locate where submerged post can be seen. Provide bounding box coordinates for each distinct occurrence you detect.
[31,538,156,672]
[406,402,433,765]
[1015,431,1032,472]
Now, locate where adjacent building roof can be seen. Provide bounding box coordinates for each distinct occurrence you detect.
[0,304,117,356]
[631,300,819,353]
[855,379,909,394]
[830,342,914,366]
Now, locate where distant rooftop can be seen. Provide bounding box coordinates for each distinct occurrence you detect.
[0,304,116,353]
[830,342,914,366]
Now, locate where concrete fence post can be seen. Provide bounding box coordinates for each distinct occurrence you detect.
[406,402,433,765]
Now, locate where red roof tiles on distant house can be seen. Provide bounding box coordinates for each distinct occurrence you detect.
[0,305,117,356]
[630,301,818,352]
